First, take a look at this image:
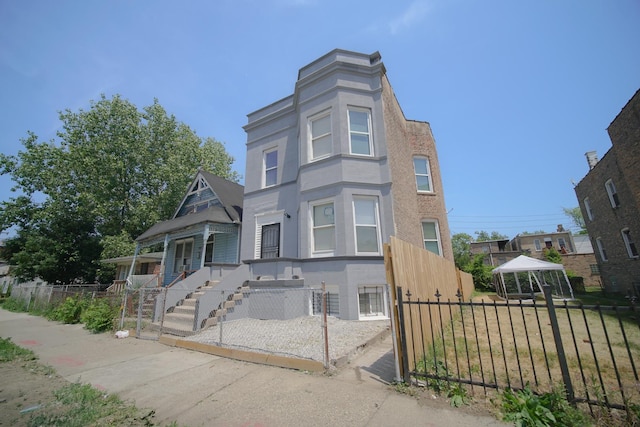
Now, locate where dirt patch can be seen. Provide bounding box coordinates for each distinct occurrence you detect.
[0,358,69,426]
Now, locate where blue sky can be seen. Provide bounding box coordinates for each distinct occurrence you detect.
[1,0,639,239]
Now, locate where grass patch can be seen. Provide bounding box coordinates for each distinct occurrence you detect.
[28,383,156,427]
[0,336,38,362]
[0,336,169,426]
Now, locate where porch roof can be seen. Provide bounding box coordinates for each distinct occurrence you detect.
[102,251,164,265]
[135,205,236,243]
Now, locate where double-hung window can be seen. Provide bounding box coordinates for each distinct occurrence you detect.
[583,197,594,221]
[622,228,639,258]
[312,201,335,254]
[310,113,332,160]
[348,109,372,156]
[595,237,608,262]
[534,239,542,252]
[413,157,432,192]
[264,149,278,187]
[353,197,380,254]
[422,220,441,255]
[358,285,386,318]
[605,179,620,208]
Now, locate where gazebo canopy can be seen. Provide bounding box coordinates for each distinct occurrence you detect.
[492,255,564,274]
[492,255,573,300]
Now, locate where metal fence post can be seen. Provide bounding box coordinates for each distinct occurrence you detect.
[219,290,225,344]
[542,284,575,403]
[322,281,329,370]
[396,286,410,383]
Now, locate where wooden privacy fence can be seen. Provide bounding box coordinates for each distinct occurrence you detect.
[384,236,473,377]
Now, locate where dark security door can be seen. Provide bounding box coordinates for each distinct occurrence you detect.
[261,223,280,259]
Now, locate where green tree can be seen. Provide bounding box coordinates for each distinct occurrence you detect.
[463,254,494,291]
[543,247,563,264]
[474,230,508,242]
[451,233,473,269]
[562,206,586,234]
[0,94,238,284]
[519,230,547,235]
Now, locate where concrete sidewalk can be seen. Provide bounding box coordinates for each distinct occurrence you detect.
[0,309,507,427]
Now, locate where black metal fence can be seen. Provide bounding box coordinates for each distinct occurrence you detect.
[397,285,640,418]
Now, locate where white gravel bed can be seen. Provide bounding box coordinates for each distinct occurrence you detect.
[184,316,390,362]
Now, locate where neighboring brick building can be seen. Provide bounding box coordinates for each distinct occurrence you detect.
[469,228,599,287]
[574,89,640,295]
[469,239,520,267]
[241,49,452,320]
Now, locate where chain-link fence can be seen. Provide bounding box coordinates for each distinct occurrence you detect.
[182,286,390,367]
[8,283,111,312]
[122,284,389,367]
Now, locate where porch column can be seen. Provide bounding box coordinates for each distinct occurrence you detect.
[159,234,169,286]
[201,224,210,269]
[126,243,140,288]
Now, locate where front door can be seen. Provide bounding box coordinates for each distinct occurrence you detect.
[260,223,280,259]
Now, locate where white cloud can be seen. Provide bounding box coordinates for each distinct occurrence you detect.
[389,1,430,35]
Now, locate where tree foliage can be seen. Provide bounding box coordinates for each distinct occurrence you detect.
[474,230,508,242]
[463,254,494,292]
[562,206,586,234]
[451,232,473,269]
[0,94,238,284]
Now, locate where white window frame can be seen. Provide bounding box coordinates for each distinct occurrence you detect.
[309,111,332,161]
[605,179,620,208]
[621,228,639,258]
[413,156,432,193]
[348,108,373,156]
[310,199,336,256]
[353,196,381,255]
[173,238,194,274]
[595,237,608,262]
[358,285,387,319]
[534,239,542,252]
[254,212,284,259]
[421,219,442,256]
[263,148,278,188]
[583,197,594,221]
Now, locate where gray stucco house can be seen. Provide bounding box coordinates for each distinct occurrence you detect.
[240,49,452,320]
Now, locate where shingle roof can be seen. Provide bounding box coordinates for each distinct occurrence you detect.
[136,172,244,243]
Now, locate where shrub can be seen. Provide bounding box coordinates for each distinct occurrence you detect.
[49,297,87,324]
[569,276,586,294]
[463,254,494,292]
[0,296,29,312]
[81,299,118,333]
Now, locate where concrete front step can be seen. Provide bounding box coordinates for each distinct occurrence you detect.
[163,312,194,328]
[172,305,196,315]
[159,321,196,337]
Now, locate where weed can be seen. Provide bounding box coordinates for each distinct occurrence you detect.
[500,384,590,427]
[81,298,118,333]
[416,358,470,407]
[394,381,417,397]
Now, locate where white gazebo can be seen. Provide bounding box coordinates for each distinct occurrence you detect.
[492,255,574,300]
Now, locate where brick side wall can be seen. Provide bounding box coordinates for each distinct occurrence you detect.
[575,89,640,295]
[561,253,601,288]
[607,89,640,215]
[381,75,453,261]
